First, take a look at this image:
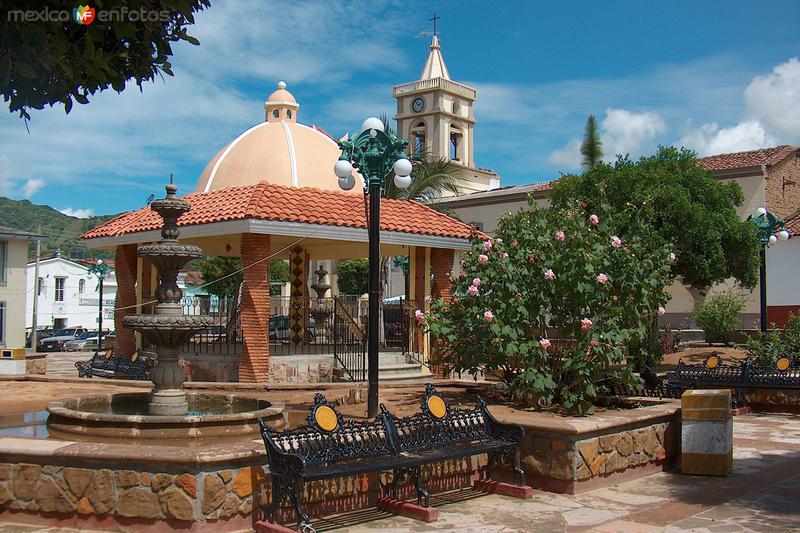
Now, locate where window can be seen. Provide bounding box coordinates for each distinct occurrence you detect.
[54,277,66,302]
[79,279,85,294]
[272,109,279,118]
[450,130,462,161]
[38,277,44,296]
[0,241,6,286]
[0,302,5,344]
[287,109,292,119]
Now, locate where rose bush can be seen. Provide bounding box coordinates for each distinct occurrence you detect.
[425,200,674,414]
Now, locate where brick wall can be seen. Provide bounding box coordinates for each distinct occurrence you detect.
[239,234,270,382]
[113,245,138,358]
[429,248,454,378]
[765,149,800,219]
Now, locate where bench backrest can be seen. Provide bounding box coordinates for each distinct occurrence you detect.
[384,384,495,453]
[260,393,394,468]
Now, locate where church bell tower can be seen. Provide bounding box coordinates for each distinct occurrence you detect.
[393,32,499,195]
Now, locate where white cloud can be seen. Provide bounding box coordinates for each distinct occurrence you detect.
[21,177,44,198]
[547,108,667,170]
[744,57,800,142]
[59,207,95,219]
[678,120,777,156]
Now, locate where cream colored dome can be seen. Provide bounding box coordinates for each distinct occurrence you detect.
[196,82,361,194]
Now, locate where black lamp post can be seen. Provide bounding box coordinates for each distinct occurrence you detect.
[335,117,411,417]
[87,259,112,352]
[747,207,790,333]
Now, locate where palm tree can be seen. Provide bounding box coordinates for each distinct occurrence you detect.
[580,114,604,169]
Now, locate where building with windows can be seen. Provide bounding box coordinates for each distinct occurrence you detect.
[0,227,43,349]
[25,254,117,332]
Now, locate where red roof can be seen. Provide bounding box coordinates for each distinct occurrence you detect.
[784,213,800,236]
[82,181,478,241]
[698,145,796,171]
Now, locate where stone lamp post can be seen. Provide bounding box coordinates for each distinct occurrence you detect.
[124,182,213,415]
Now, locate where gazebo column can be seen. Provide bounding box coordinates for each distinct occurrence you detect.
[239,233,271,382]
[430,247,455,378]
[410,246,431,364]
[289,246,310,346]
[113,244,138,358]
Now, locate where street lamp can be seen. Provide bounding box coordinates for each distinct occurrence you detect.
[87,259,112,352]
[335,117,411,417]
[747,207,791,333]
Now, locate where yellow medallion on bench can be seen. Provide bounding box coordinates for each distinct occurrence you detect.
[705,354,721,369]
[776,356,791,372]
[427,395,447,419]
[315,405,339,432]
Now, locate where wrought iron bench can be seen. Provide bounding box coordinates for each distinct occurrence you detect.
[666,353,800,405]
[258,384,527,532]
[75,353,148,380]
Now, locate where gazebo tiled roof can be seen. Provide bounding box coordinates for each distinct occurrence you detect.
[698,145,796,171]
[82,181,478,241]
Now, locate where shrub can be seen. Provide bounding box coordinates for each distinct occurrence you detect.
[690,290,748,344]
[424,200,674,414]
[745,311,800,366]
[336,259,369,296]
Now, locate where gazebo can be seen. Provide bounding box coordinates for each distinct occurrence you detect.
[81,83,476,383]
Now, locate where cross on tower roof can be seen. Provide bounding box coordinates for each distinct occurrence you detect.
[430,12,440,36]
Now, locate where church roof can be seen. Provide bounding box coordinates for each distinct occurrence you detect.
[698,145,797,171]
[420,35,451,80]
[81,182,479,242]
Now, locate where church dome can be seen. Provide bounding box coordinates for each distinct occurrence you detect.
[196,82,361,194]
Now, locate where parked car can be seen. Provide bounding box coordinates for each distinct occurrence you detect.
[64,330,111,352]
[269,315,316,342]
[26,327,54,348]
[38,328,87,352]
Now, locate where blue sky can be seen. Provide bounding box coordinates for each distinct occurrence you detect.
[1,0,799,217]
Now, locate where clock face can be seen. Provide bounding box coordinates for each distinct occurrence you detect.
[412,98,425,113]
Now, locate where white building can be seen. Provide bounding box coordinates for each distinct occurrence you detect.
[0,227,43,349]
[26,255,117,331]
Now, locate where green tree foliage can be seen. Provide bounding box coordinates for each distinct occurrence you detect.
[580,114,603,168]
[690,290,748,344]
[198,257,290,298]
[425,201,674,414]
[337,259,369,296]
[1,0,210,120]
[550,147,760,290]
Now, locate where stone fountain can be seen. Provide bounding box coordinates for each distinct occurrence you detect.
[46,182,284,441]
[123,181,211,415]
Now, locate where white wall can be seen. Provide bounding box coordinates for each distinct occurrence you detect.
[0,239,31,348]
[26,258,118,331]
[767,238,800,306]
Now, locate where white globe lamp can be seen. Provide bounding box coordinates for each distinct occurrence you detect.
[756,207,767,216]
[393,174,412,189]
[779,230,790,241]
[338,174,356,191]
[769,235,778,244]
[393,158,412,177]
[360,117,384,133]
[334,159,353,178]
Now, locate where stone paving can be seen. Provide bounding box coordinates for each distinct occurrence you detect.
[0,411,798,532]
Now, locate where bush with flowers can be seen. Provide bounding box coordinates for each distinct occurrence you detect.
[423,200,675,414]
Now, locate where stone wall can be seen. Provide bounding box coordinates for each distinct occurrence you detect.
[746,388,800,410]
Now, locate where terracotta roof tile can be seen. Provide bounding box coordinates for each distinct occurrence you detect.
[698,145,797,171]
[82,182,477,241]
[784,213,800,236]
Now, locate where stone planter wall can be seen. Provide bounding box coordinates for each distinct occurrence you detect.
[495,400,681,494]
[746,389,800,411]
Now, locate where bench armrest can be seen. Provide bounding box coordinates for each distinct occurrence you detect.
[258,419,306,477]
[477,396,525,443]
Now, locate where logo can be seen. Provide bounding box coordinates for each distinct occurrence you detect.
[73,5,95,25]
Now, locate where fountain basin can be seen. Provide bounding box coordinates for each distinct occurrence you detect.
[47,392,284,442]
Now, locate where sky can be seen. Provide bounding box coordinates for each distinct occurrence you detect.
[1,0,799,217]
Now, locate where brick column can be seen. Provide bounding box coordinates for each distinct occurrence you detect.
[240,234,270,382]
[113,244,138,358]
[430,247,455,378]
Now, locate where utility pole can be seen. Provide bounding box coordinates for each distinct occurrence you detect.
[30,228,41,352]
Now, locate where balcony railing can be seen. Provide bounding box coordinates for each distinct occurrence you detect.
[78,296,116,306]
[393,78,477,99]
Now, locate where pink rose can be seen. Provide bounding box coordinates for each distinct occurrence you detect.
[555,230,566,241]
[478,254,489,265]
[668,252,676,262]
[612,295,619,301]
[539,338,551,349]
[658,306,666,317]
[501,252,509,259]
[483,310,494,322]
[527,256,536,265]
[495,238,503,243]
[611,236,622,248]
[590,340,598,347]
[589,214,599,226]
[472,278,481,287]
[424,295,431,303]
[459,260,466,268]
[597,273,609,284]
[515,292,522,300]
[483,240,493,251]
[544,269,555,280]
[467,285,479,296]
[415,310,425,322]
[581,317,593,331]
